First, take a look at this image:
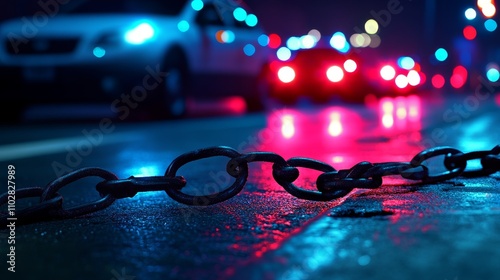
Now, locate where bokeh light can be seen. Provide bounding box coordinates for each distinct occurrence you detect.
[380,65,396,80]
[286,36,301,50]
[431,74,445,88]
[482,3,496,17]
[369,34,381,48]
[344,59,357,73]
[243,44,255,56]
[326,66,344,82]
[450,75,465,88]
[177,20,190,32]
[398,56,415,70]
[330,32,348,51]
[300,35,316,49]
[233,7,247,21]
[364,19,379,34]
[407,70,421,86]
[308,29,321,42]
[245,14,258,27]
[463,25,477,40]
[435,48,448,61]
[350,33,371,48]
[395,74,409,88]
[93,47,105,58]
[216,30,235,43]
[486,68,500,82]
[276,47,292,61]
[450,65,468,89]
[268,34,281,49]
[485,19,497,31]
[278,66,295,83]
[258,34,269,46]
[465,8,477,20]
[454,65,468,78]
[191,0,204,11]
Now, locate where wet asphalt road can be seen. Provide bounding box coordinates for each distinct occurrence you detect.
[1,91,499,280]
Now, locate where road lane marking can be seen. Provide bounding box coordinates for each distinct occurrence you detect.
[0,132,141,161]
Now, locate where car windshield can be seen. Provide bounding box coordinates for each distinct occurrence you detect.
[62,0,187,15]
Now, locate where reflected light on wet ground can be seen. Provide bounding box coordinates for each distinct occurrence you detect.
[260,95,423,169]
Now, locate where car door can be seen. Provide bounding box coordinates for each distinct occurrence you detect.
[195,2,237,74]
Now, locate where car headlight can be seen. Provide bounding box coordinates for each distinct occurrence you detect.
[124,22,156,45]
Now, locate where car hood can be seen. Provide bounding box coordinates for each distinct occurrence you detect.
[0,14,180,36]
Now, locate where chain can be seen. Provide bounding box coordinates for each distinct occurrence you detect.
[1,145,499,226]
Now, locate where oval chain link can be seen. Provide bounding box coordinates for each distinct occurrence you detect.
[1,145,499,225]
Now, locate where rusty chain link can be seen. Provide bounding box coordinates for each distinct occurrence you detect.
[1,145,499,226]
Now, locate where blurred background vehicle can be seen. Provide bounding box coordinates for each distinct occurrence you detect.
[263,44,425,105]
[265,47,372,104]
[0,0,271,121]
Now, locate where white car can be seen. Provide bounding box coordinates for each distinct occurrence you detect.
[0,0,271,120]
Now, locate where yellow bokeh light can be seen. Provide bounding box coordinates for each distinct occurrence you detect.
[477,0,491,9]
[364,19,379,34]
[354,34,365,47]
[482,3,496,17]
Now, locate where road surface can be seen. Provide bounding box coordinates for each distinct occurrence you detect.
[1,91,499,280]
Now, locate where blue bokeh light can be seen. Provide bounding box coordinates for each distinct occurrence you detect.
[435,48,448,62]
[93,47,106,58]
[245,14,258,27]
[330,32,350,53]
[191,0,204,11]
[233,7,247,21]
[398,56,415,70]
[286,37,301,50]
[276,47,292,61]
[221,30,235,43]
[485,19,497,32]
[258,34,269,46]
[465,8,477,20]
[243,44,255,56]
[177,20,190,32]
[486,68,500,82]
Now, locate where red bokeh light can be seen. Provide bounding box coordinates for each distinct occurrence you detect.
[431,74,445,89]
[450,65,468,89]
[453,65,468,77]
[463,26,477,40]
[268,34,282,49]
[450,74,465,89]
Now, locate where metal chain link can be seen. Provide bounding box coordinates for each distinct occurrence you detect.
[2,145,499,226]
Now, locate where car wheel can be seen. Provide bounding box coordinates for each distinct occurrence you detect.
[150,54,188,120]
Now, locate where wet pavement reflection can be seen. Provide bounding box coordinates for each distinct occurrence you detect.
[231,92,500,280]
[3,91,499,280]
